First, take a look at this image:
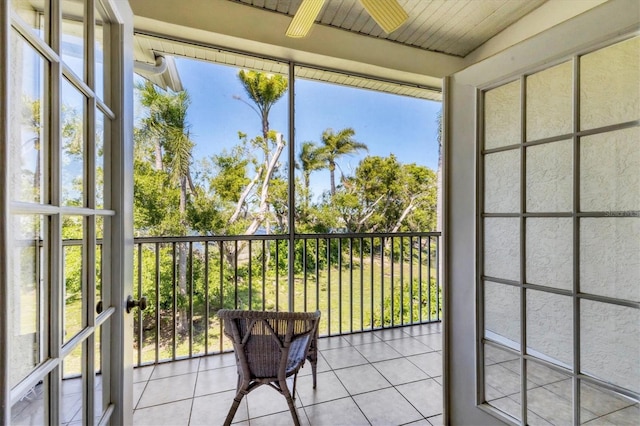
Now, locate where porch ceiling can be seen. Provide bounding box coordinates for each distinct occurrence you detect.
[230,0,547,57]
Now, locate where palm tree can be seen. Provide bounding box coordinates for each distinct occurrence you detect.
[138,81,194,333]
[320,127,368,196]
[297,141,325,208]
[231,71,288,235]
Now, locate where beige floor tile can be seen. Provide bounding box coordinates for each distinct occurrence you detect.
[373,328,410,341]
[343,332,382,346]
[298,352,331,377]
[303,397,369,425]
[584,404,639,426]
[150,358,200,380]
[133,399,192,426]
[335,364,391,395]
[137,373,197,408]
[317,336,350,350]
[133,382,146,409]
[245,382,301,419]
[133,365,155,383]
[354,387,423,426]
[427,414,444,426]
[373,358,428,386]
[194,365,237,396]
[189,390,248,425]
[322,346,368,370]
[355,341,403,363]
[407,351,442,378]
[249,409,310,426]
[397,379,443,418]
[414,334,441,351]
[390,337,431,356]
[296,371,350,406]
[527,386,598,424]
[198,352,236,371]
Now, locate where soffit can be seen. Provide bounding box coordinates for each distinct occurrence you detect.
[134,32,442,100]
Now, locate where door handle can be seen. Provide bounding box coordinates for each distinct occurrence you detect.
[126,295,148,313]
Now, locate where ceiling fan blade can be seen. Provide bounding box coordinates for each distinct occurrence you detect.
[359,0,408,34]
[286,0,326,38]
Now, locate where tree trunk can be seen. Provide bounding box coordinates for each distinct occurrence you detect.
[329,162,336,196]
[177,176,188,335]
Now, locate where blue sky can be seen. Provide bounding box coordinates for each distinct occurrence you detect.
[161,57,441,199]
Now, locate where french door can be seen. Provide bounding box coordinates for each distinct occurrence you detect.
[2,1,134,425]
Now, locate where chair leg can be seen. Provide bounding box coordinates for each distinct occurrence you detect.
[223,388,247,426]
[311,357,318,389]
[280,379,301,426]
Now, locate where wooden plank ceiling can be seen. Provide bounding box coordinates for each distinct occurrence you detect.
[230,0,547,57]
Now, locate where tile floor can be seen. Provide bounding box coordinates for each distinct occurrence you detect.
[133,323,444,426]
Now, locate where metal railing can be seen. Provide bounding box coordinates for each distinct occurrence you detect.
[132,232,441,366]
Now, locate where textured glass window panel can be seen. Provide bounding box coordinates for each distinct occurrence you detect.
[526,139,573,212]
[484,281,520,347]
[96,110,105,209]
[525,361,578,425]
[484,149,520,213]
[579,380,639,424]
[484,218,520,281]
[484,80,521,150]
[62,344,84,424]
[526,289,573,368]
[61,78,85,207]
[9,215,45,388]
[11,376,47,424]
[484,344,521,422]
[526,140,573,213]
[526,61,573,141]
[61,0,85,80]
[526,218,573,291]
[63,215,84,343]
[11,0,47,42]
[96,216,103,308]
[9,30,48,204]
[581,37,640,130]
[580,127,640,212]
[580,218,640,302]
[581,300,640,394]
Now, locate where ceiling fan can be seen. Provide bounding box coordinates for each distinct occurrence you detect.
[286,0,409,38]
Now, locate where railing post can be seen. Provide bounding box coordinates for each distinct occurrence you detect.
[287,61,296,312]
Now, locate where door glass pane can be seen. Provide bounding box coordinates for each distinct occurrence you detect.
[484,281,520,347]
[526,61,573,141]
[62,344,84,425]
[96,216,104,309]
[95,3,108,101]
[9,30,48,204]
[61,78,85,207]
[580,218,640,302]
[96,110,105,209]
[484,344,521,422]
[581,300,640,394]
[526,218,573,291]
[95,325,107,423]
[61,0,85,80]
[483,149,520,213]
[11,0,47,42]
[580,37,640,130]
[580,380,639,424]
[526,360,574,425]
[10,215,45,388]
[11,377,47,425]
[63,215,84,342]
[580,127,640,212]
[526,289,573,368]
[484,217,520,281]
[526,139,573,213]
[484,80,520,150]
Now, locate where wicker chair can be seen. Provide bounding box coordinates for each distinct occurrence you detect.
[217,309,321,426]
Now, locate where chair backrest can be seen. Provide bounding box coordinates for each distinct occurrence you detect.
[217,310,321,379]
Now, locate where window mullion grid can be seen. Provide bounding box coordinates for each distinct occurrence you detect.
[49,0,63,424]
[476,88,487,408]
[85,1,97,425]
[519,75,528,426]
